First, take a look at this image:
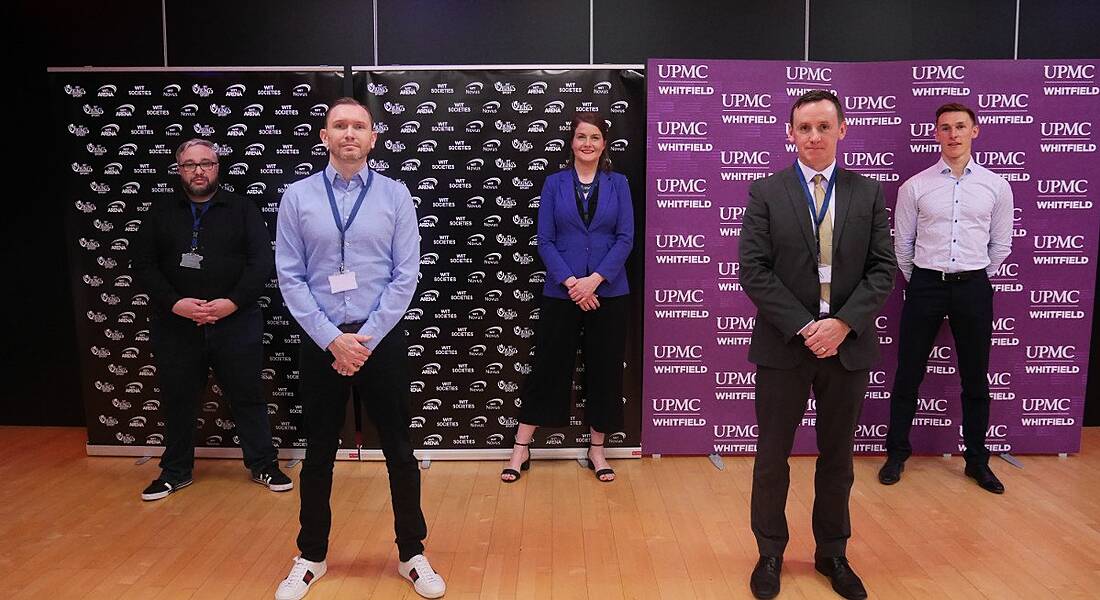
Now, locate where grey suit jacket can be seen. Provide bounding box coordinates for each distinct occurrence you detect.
[738,164,897,371]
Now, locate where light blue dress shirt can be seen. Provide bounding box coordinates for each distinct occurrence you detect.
[894,157,1014,281]
[276,163,420,351]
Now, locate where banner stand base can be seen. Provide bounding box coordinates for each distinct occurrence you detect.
[90,445,641,461]
[999,452,1024,469]
[1059,453,1068,458]
[708,453,725,470]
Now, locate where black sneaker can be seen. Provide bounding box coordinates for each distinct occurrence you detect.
[252,462,293,492]
[141,477,192,501]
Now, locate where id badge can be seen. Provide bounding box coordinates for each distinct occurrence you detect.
[818,264,832,283]
[180,252,203,269]
[329,270,358,293]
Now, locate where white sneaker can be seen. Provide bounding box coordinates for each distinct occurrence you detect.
[275,556,326,600]
[398,554,446,598]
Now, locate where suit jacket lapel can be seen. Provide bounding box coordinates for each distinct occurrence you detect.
[831,168,851,249]
[588,171,611,229]
[560,174,583,229]
[782,166,818,258]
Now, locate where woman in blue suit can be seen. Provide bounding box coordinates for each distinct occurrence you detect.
[501,113,634,483]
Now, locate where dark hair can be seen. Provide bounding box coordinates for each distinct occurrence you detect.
[935,102,976,125]
[569,112,613,172]
[789,90,845,125]
[324,97,374,127]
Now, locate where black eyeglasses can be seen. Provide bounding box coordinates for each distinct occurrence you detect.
[180,161,218,173]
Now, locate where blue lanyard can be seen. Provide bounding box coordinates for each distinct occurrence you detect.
[572,168,597,210]
[323,169,373,271]
[793,162,837,250]
[189,202,211,251]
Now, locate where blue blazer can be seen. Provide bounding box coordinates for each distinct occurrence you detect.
[537,168,634,299]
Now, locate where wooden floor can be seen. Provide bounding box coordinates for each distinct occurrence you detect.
[2,428,1099,600]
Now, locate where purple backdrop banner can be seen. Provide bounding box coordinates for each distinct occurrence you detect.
[643,59,1099,456]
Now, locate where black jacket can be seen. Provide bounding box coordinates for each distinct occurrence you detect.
[131,189,274,317]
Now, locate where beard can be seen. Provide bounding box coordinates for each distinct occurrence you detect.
[184,175,218,197]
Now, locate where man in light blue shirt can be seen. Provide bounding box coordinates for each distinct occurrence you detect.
[880,102,1014,494]
[274,98,445,600]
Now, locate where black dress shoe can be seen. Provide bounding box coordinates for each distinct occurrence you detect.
[749,555,782,599]
[814,556,867,600]
[877,459,904,485]
[964,463,1005,494]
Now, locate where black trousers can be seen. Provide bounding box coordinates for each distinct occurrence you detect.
[519,295,627,433]
[750,357,868,558]
[886,267,994,465]
[151,304,276,482]
[296,328,426,563]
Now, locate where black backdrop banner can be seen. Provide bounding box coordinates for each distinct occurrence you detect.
[52,67,645,458]
[354,68,646,455]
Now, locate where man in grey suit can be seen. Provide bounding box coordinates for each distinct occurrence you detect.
[739,90,896,600]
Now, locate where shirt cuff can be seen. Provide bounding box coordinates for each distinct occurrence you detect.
[314,324,343,353]
[356,324,383,351]
[797,319,815,337]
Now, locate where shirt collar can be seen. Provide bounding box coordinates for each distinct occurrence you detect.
[796,159,836,184]
[937,157,973,177]
[325,162,371,188]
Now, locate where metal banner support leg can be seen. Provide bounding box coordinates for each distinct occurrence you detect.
[708,453,725,470]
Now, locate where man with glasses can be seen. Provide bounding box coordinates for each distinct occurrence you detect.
[131,138,291,501]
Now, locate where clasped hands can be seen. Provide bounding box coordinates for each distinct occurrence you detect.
[564,273,603,311]
[327,333,374,377]
[172,297,238,325]
[801,318,851,359]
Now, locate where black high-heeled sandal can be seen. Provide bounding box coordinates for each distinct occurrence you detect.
[500,440,531,483]
[586,442,615,482]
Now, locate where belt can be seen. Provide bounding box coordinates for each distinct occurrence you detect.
[916,267,985,282]
[338,321,366,333]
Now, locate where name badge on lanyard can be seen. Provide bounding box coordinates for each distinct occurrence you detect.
[180,252,203,269]
[328,270,358,293]
[180,202,210,269]
[323,170,373,293]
